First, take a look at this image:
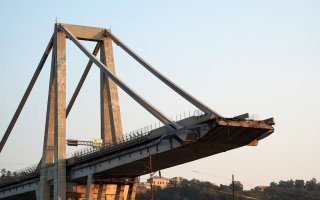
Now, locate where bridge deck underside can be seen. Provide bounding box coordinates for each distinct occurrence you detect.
[0,118,273,197]
[94,122,272,177]
[0,191,36,200]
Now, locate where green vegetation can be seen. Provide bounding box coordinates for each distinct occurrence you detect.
[0,168,18,178]
[1,168,319,199]
[137,178,320,200]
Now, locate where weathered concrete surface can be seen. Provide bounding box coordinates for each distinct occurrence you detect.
[0,191,36,200]
[35,24,126,200]
[39,42,56,200]
[53,28,67,200]
[0,116,274,200]
[0,23,275,200]
[90,117,274,178]
[100,36,123,144]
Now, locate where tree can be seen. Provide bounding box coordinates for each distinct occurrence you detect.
[12,172,18,177]
[1,168,6,176]
[294,179,305,189]
[270,181,278,187]
[229,181,243,191]
[279,180,294,188]
[137,177,320,200]
[219,184,231,192]
[0,168,7,178]
[306,178,317,191]
[168,179,177,188]
[6,171,12,177]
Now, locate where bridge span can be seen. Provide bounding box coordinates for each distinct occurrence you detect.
[0,114,274,199]
[0,23,274,200]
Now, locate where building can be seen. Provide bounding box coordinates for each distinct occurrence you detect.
[147,176,170,189]
[254,186,270,192]
[136,182,150,194]
[170,177,185,186]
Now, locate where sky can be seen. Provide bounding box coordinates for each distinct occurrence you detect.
[0,0,319,189]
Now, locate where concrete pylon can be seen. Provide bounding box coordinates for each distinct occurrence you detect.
[39,40,56,200]
[38,23,136,200]
[53,25,67,200]
[100,36,123,144]
[100,35,128,200]
[39,24,67,200]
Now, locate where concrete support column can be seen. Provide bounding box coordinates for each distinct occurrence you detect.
[85,174,94,200]
[100,36,123,144]
[53,25,67,200]
[97,184,104,200]
[39,36,56,200]
[115,184,125,200]
[36,189,40,200]
[127,177,139,200]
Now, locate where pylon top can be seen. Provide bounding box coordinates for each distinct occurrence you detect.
[58,23,110,41]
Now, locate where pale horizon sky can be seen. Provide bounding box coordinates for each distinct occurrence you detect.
[0,0,319,189]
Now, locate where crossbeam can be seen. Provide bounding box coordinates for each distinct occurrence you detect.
[60,25,181,130]
[104,30,222,118]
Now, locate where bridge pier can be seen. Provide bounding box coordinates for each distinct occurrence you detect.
[36,23,132,200]
[53,25,67,200]
[126,178,138,200]
[115,184,125,200]
[85,174,94,200]
[97,184,104,199]
[100,35,123,144]
[65,180,134,200]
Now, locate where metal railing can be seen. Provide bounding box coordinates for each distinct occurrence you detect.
[69,131,150,161]
[0,164,39,186]
[0,110,207,186]
[123,109,205,139]
[69,109,205,160]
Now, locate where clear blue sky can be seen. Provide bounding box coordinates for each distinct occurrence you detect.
[0,0,319,189]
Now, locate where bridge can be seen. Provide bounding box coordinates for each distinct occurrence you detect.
[0,23,274,200]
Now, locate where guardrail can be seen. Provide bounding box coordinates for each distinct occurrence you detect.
[0,164,39,187]
[123,109,205,139]
[70,131,150,161]
[0,110,206,186]
[70,109,205,160]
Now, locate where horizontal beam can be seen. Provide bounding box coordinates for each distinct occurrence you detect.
[60,25,180,130]
[0,179,39,199]
[0,35,54,153]
[59,23,106,41]
[104,30,222,118]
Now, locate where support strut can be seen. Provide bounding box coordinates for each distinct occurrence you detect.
[104,30,222,118]
[0,35,54,153]
[60,25,180,130]
[66,42,101,117]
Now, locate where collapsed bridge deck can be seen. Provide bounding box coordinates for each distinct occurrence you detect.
[0,114,274,198]
[0,23,276,199]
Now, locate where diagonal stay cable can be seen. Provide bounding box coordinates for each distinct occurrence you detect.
[0,35,54,153]
[66,42,101,117]
[59,24,180,131]
[104,30,222,118]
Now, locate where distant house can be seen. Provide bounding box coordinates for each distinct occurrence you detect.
[147,176,170,189]
[136,182,150,194]
[254,186,270,192]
